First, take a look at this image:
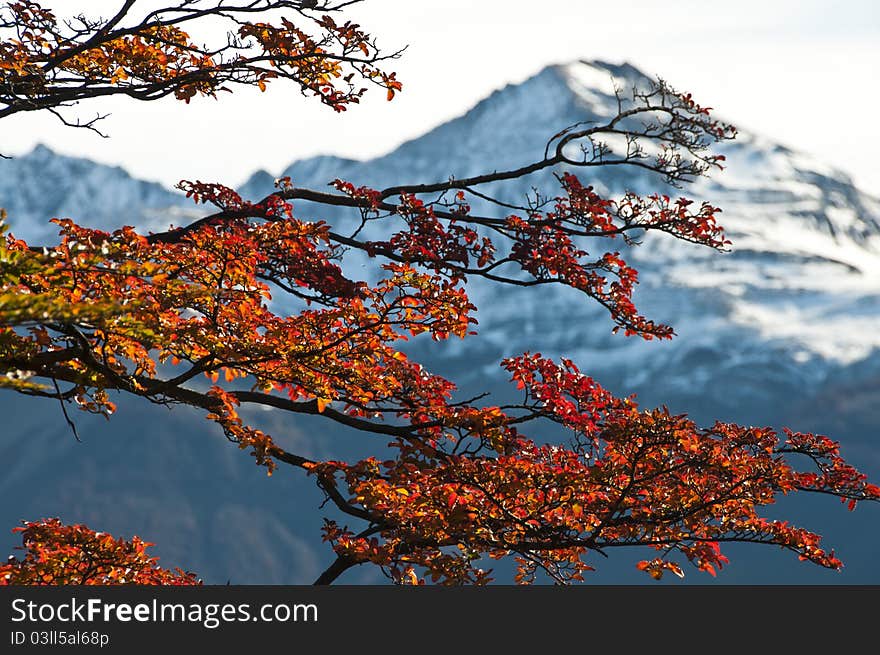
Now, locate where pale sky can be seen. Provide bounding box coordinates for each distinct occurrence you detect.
[2,0,879,195]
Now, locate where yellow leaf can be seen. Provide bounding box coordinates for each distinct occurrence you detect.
[316,397,330,413]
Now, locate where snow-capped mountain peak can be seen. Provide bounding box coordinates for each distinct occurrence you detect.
[4,60,880,375]
[243,60,880,371]
[0,143,188,242]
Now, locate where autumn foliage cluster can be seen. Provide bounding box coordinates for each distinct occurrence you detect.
[1,1,878,585]
[0,518,198,585]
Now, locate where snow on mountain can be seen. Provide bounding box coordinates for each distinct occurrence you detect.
[238,60,880,416]
[0,144,191,242]
[4,57,878,436]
